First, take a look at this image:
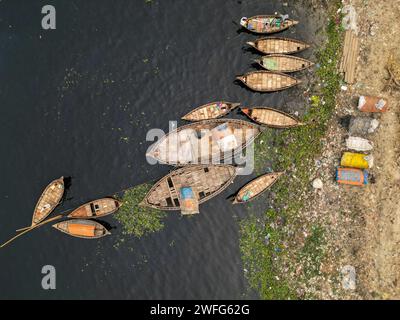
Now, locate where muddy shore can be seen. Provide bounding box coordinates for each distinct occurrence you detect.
[240,0,400,300]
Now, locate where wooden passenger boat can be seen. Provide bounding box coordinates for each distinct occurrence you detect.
[52,219,110,239]
[240,15,298,34]
[182,102,240,122]
[233,172,284,204]
[241,107,303,128]
[141,165,237,212]
[32,177,64,226]
[236,71,300,92]
[247,37,310,55]
[67,197,122,219]
[146,119,262,166]
[255,54,314,73]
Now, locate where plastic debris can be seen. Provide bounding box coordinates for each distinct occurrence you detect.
[336,167,368,186]
[341,4,358,34]
[349,117,379,135]
[341,265,356,290]
[346,136,373,151]
[312,178,323,189]
[264,233,271,245]
[358,96,388,112]
[341,152,374,169]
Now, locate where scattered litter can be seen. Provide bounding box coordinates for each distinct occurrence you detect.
[368,119,380,133]
[341,265,356,290]
[345,136,373,151]
[341,85,348,91]
[336,167,368,186]
[341,5,358,34]
[349,116,379,135]
[341,152,373,169]
[358,96,388,112]
[264,233,271,245]
[312,178,323,189]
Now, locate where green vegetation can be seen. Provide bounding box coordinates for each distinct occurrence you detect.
[240,2,343,299]
[115,184,166,237]
[298,225,325,279]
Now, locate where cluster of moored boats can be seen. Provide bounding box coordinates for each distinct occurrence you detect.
[87,14,312,221]
[236,14,313,92]
[1,13,312,245]
[140,14,312,216]
[0,177,123,245]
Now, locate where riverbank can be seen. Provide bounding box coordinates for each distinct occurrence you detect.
[240,0,343,299]
[241,0,400,300]
[304,0,400,299]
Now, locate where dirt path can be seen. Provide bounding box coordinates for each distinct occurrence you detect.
[303,0,400,299]
[352,0,400,299]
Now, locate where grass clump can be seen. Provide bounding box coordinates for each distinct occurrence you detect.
[239,1,343,300]
[115,184,166,238]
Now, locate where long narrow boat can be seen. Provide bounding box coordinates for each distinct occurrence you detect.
[240,15,298,34]
[67,197,122,219]
[247,37,310,55]
[182,102,240,121]
[255,54,314,73]
[146,119,262,166]
[233,172,284,204]
[52,219,110,239]
[141,165,237,213]
[32,177,64,226]
[236,71,300,92]
[241,107,303,128]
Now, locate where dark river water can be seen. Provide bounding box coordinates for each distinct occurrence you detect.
[0,0,323,299]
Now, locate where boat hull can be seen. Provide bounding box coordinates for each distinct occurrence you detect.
[142,165,237,211]
[146,119,262,165]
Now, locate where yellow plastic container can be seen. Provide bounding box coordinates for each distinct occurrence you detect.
[340,152,373,169]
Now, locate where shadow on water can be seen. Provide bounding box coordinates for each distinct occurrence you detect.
[96,220,114,231]
[62,176,73,202]
[242,46,259,54]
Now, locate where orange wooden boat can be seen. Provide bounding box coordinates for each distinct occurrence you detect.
[67,197,122,219]
[32,177,64,226]
[53,219,110,239]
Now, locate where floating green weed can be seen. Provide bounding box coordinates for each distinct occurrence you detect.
[115,184,166,238]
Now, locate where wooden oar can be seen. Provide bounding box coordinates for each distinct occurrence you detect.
[1,215,63,248]
[16,207,73,232]
[16,225,37,232]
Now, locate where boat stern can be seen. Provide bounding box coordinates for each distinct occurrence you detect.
[230,102,241,110]
[232,197,240,205]
[253,58,262,66]
[235,75,246,83]
[240,107,250,116]
[246,41,256,48]
[240,17,248,27]
[139,199,148,207]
